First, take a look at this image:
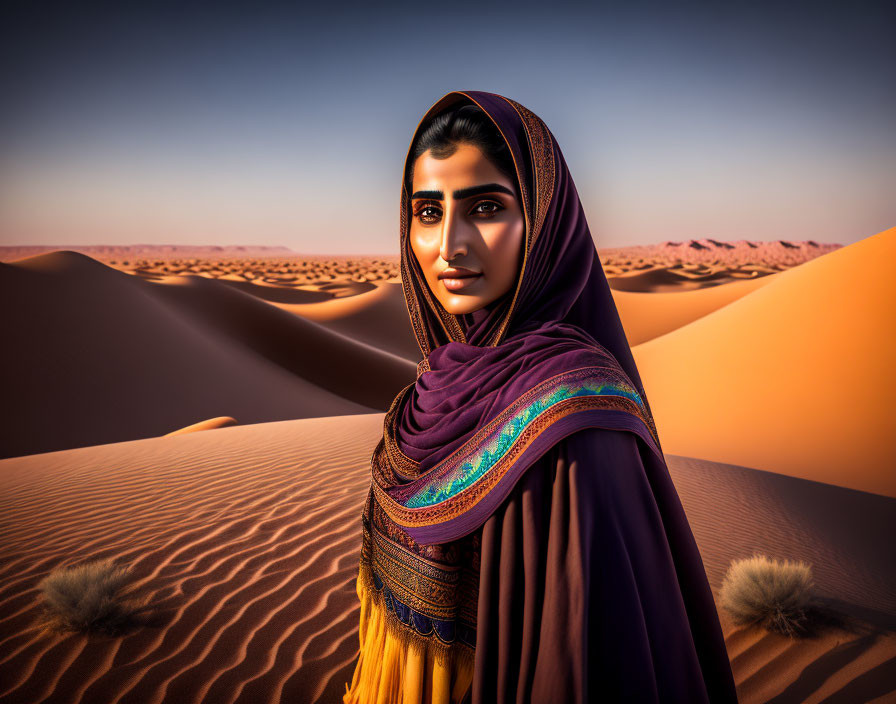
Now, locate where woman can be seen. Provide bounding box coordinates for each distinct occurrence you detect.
[343,91,739,704]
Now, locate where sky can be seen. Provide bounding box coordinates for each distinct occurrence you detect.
[0,0,893,253]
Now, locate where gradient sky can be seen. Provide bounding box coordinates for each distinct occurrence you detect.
[1,0,893,253]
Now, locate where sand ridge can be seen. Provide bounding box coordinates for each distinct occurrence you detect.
[0,251,415,460]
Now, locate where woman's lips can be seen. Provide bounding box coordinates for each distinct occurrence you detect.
[441,272,482,292]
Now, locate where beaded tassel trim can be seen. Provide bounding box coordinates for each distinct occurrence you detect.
[357,521,477,667]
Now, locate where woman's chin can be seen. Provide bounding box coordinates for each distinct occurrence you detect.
[440,295,490,315]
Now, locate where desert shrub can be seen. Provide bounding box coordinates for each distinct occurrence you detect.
[720,553,815,637]
[36,558,144,636]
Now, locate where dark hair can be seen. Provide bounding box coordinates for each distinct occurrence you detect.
[407,104,518,193]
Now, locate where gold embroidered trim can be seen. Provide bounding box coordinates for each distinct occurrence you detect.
[370,522,461,620]
[356,559,476,669]
[375,364,656,528]
[503,97,556,249]
[382,382,421,478]
[488,95,557,348]
[454,92,535,349]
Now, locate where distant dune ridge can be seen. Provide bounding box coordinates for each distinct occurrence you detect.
[164,416,238,436]
[600,239,840,292]
[0,244,300,260]
[602,238,836,263]
[0,231,894,702]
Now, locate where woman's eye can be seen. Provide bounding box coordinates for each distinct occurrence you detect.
[473,201,503,216]
[416,206,441,224]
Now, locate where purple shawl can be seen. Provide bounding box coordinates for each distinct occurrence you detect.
[356,91,664,661]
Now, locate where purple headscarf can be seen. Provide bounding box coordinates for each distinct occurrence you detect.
[398,91,650,404]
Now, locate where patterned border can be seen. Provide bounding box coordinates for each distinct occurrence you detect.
[362,519,477,649]
[488,95,557,347]
[375,365,658,528]
[370,519,460,621]
[500,96,556,251]
[381,381,423,478]
[405,382,642,508]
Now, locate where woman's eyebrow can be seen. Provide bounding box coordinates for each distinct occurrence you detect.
[410,183,515,201]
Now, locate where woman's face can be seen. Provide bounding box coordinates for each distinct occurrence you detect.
[409,142,525,316]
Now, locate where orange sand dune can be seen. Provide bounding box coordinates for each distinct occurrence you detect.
[608,265,742,292]
[0,251,415,459]
[280,283,419,362]
[633,228,896,498]
[164,417,238,436]
[611,274,776,345]
[0,415,892,703]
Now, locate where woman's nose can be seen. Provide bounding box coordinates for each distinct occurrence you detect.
[439,205,469,261]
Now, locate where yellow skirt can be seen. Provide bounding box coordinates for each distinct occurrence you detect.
[343,574,474,704]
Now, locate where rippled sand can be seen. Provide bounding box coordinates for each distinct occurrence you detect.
[1,417,893,703]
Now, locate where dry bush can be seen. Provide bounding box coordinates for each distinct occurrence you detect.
[36,558,146,636]
[720,553,816,637]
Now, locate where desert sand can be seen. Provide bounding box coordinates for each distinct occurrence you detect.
[0,415,893,703]
[0,233,893,703]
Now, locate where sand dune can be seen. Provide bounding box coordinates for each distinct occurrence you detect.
[674,453,896,703]
[608,265,741,292]
[668,454,895,621]
[611,274,776,345]
[632,228,896,498]
[720,608,895,704]
[0,251,415,459]
[4,246,790,461]
[1,239,880,485]
[164,417,238,436]
[0,415,892,703]
[600,239,839,292]
[280,283,419,362]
